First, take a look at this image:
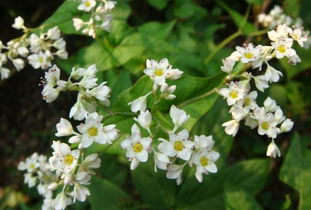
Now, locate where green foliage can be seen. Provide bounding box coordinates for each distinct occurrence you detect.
[280,134,311,210]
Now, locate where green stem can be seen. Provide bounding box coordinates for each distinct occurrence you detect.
[177,87,218,108]
[102,112,137,121]
[204,30,242,65]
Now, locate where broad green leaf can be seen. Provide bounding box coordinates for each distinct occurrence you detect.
[284,0,300,17]
[280,134,311,210]
[148,0,168,10]
[217,1,257,35]
[224,183,262,210]
[43,1,82,34]
[131,161,177,210]
[89,177,132,210]
[177,159,270,209]
[279,47,311,80]
[138,21,176,40]
[191,98,233,168]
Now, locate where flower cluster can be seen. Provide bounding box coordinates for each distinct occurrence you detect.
[218,24,304,157]
[71,0,116,38]
[18,153,60,210]
[0,16,68,80]
[18,110,118,209]
[41,64,111,121]
[258,5,310,48]
[122,59,219,184]
[19,61,121,209]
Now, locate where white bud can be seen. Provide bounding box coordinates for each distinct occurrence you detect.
[280,119,294,132]
[47,182,58,191]
[55,118,74,137]
[266,140,281,158]
[12,16,25,30]
[134,110,152,130]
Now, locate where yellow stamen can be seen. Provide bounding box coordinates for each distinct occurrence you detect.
[277,45,286,53]
[84,1,91,7]
[154,69,164,76]
[244,53,253,59]
[200,156,209,166]
[133,143,143,153]
[87,127,98,137]
[64,154,74,165]
[244,97,251,106]
[229,90,238,99]
[174,141,184,151]
[261,122,270,130]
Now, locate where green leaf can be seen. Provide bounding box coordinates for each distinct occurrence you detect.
[177,159,270,209]
[89,177,132,210]
[245,0,263,5]
[218,1,257,35]
[131,161,177,210]
[280,133,311,210]
[224,183,262,210]
[148,0,168,10]
[42,1,82,34]
[138,21,176,40]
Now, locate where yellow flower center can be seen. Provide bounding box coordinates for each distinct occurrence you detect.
[87,127,98,137]
[244,97,251,106]
[133,143,143,153]
[29,164,36,169]
[277,45,286,53]
[229,90,238,99]
[261,122,270,130]
[244,53,254,59]
[64,154,74,165]
[38,56,44,63]
[84,1,91,7]
[154,69,164,76]
[200,156,209,166]
[292,34,299,40]
[174,141,184,151]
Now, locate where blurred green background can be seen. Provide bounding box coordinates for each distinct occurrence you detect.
[1,0,311,209]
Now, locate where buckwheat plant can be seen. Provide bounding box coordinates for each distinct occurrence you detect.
[0,17,68,80]
[218,23,308,158]
[71,0,116,37]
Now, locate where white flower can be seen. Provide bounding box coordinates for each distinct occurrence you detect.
[121,125,152,170]
[291,28,308,47]
[158,129,194,161]
[28,51,51,69]
[263,97,278,112]
[53,192,72,210]
[12,16,25,30]
[252,107,280,138]
[271,38,296,59]
[160,84,176,100]
[221,57,236,73]
[73,18,84,31]
[245,115,258,129]
[230,91,258,120]
[236,43,262,64]
[78,0,96,12]
[77,112,118,148]
[264,63,283,83]
[134,110,152,131]
[71,172,91,202]
[219,82,247,105]
[86,82,111,104]
[80,154,101,174]
[128,92,151,113]
[192,150,219,182]
[47,27,61,40]
[69,93,96,120]
[193,135,214,151]
[12,58,25,71]
[49,141,80,173]
[154,151,170,171]
[166,164,184,185]
[17,46,29,57]
[266,140,281,158]
[222,119,239,136]
[253,75,269,92]
[144,58,182,88]
[280,119,294,132]
[170,105,190,132]
[0,67,10,79]
[55,118,75,137]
